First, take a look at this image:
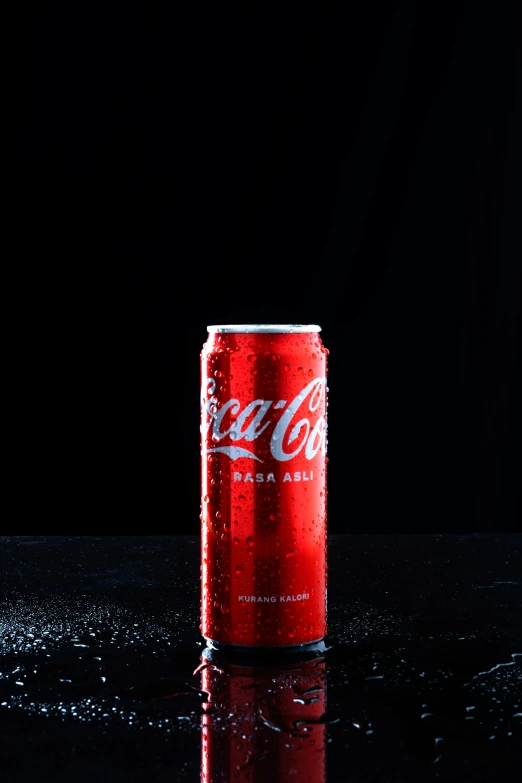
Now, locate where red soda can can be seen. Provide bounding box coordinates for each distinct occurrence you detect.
[200,325,328,650]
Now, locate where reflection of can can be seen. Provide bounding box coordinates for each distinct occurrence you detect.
[200,325,328,650]
[198,647,327,782]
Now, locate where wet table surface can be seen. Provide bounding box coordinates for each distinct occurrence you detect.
[1,535,520,782]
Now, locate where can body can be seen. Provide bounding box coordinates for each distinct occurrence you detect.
[200,325,328,648]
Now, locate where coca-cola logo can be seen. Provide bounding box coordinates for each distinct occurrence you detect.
[201,378,327,462]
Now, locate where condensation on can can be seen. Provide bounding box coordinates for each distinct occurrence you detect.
[200,325,328,648]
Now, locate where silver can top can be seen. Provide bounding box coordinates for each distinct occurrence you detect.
[207,324,322,333]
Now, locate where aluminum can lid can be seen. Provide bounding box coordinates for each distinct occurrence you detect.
[207,324,321,333]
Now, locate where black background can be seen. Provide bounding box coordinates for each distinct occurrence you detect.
[24,5,521,533]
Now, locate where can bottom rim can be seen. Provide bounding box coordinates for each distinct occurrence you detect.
[203,636,326,655]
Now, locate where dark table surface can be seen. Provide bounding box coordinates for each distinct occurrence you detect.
[0,535,520,782]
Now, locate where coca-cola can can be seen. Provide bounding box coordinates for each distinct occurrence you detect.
[200,325,328,650]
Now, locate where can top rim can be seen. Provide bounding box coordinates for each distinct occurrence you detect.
[207,324,322,333]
